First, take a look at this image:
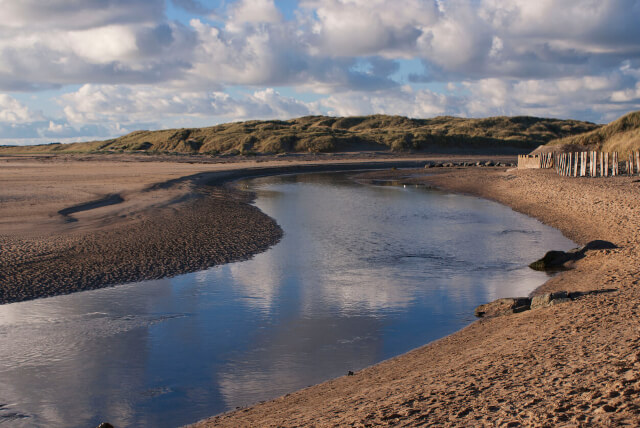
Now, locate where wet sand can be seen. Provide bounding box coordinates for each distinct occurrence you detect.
[194,167,640,427]
[1,153,488,304]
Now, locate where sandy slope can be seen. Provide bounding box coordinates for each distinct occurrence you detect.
[193,168,640,427]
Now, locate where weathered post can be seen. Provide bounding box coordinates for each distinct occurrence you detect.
[599,151,603,177]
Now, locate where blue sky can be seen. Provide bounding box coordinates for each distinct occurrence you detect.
[1,0,640,145]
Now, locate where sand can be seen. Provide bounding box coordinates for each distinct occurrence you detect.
[1,153,491,304]
[193,168,640,427]
[4,154,639,426]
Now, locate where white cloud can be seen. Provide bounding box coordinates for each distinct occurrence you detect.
[0,94,41,123]
[300,0,439,58]
[230,0,282,25]
[0,0,638,143]
[0,0,164,30]
[60,84,315,127]
[319,86,449,117]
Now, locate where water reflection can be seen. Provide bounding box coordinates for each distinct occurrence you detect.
[0,172,574,427]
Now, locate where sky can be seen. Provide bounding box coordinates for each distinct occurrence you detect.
[1,0,640,145]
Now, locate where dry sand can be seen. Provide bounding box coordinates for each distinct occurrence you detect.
[194,167,640,427]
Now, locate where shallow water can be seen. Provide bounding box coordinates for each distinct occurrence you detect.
[0,172,575,427]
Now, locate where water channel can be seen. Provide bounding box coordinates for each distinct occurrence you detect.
[0,172,575,427]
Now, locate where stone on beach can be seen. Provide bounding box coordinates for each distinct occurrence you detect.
[474,297,531,318]
[529,240,618,271]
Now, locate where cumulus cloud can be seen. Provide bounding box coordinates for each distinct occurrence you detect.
[300,0,439,58]
[60,84,316,128]
[0,0,639,144]
[1,0,638,91]
[230,0,282,25]
[319,86,450,117]
[0,94,42,123]
[0,0,164,30]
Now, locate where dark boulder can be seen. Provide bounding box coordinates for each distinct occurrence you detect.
[475,297,531,318]
[529,240,617,271]
[529,250,573,270]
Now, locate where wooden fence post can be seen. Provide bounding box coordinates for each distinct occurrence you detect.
[604,152,609,177]
[599,152,603,177]
[613,152,618,176]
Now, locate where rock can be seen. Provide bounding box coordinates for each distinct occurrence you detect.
[529,240,617,271]
[549,297,571,305]
[529,250,573,270]
[582,240,618,251]
[551,291,568,299]
[530,293,552,309]
[435,162,443,167]
[531,291,572,308]
[475,297,531,318]
[475,161,482,166]
[484,161,494,167]
[424,163,433,168]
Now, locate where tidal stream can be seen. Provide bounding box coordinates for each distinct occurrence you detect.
[0,172,574,427]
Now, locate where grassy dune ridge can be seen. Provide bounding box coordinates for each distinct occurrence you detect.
[0,114,599,155]
[542,111,640,156]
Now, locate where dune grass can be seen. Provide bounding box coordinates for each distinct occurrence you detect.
[545,111,640,156]
[0,114,600,156]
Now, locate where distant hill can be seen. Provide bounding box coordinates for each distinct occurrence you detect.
[0,114,600,156]
[540,111,640,156]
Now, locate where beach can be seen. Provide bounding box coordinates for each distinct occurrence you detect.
[2,155,639,426]
[195,168,640,426]
[1,153,487,304]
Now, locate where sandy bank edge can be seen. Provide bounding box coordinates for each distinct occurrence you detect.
[1,159,460,305]
[193,167,640,427]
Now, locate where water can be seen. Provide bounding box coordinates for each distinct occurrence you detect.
[0,172,575,427]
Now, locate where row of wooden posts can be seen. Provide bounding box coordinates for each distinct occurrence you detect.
[555,151,640,177]
[518,151,640,177]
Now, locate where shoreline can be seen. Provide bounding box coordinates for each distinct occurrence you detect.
[194,167,640,427]
[1,155,510,305]
[4,155,639,426]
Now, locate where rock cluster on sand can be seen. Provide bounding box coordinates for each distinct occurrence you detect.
[528,240,617,271]
[424,160,515,168]
[474,288,616,318]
